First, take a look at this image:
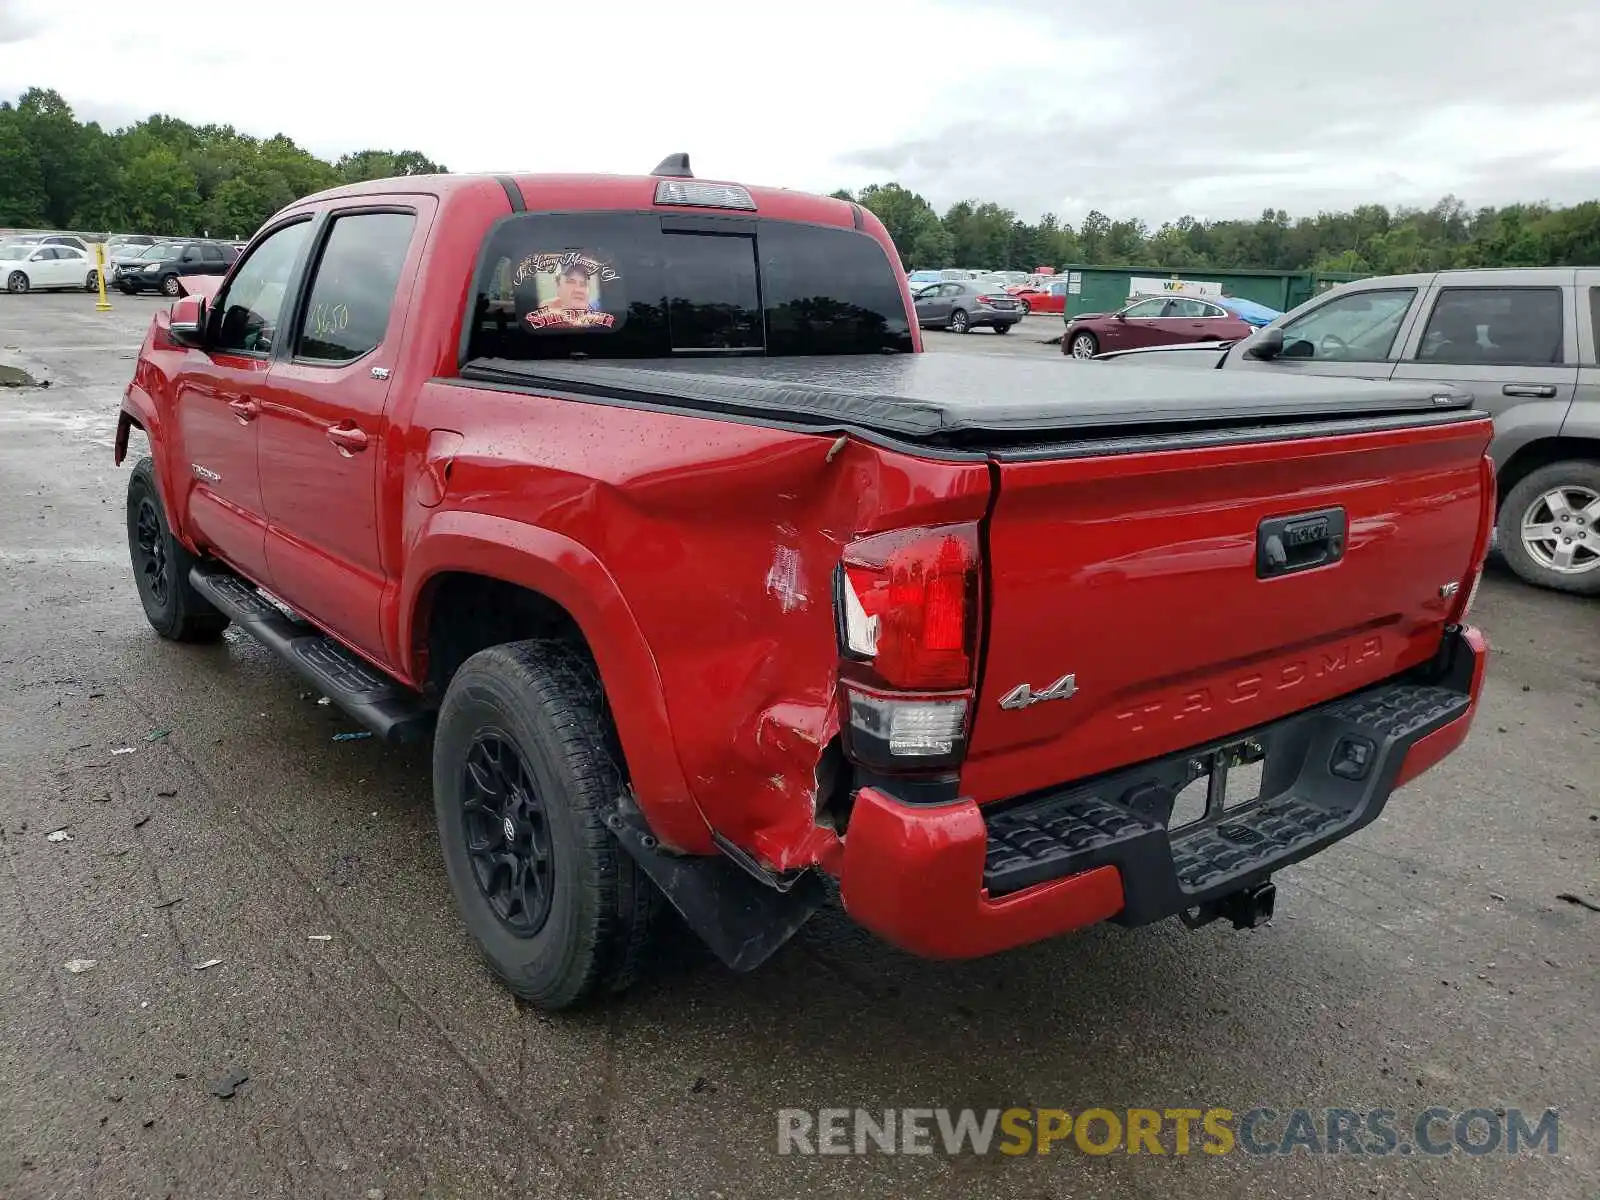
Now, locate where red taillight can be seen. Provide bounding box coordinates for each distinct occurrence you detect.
[977,295,997,305]
[839,524,980,690]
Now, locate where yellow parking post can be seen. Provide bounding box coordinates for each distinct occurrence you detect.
[93,243,112,312]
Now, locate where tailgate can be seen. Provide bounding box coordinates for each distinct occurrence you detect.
[962,417,1493,804]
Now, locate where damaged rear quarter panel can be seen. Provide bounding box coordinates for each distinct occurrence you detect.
[413,384,990,870]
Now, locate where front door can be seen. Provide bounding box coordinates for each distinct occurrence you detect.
[1102,297,1168,351]
[171,218,315,583]
[258,205,428,659]
[1226,282,1424,382]
[917,283,955,326]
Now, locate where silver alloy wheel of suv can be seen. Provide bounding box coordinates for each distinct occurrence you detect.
[1520,483,1600,577]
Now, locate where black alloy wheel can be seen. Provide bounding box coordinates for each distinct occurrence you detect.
[462,730,556,936]
[133,496,170,608]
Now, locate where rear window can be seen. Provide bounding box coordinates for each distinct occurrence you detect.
[1417,287,1564,365]
[1589,286,1599,363]
[464,214,911,362]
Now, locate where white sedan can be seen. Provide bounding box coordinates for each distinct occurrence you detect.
[1,243,100,294]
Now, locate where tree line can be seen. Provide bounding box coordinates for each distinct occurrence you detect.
[4,86,1596,271]
[0,88,446,239]
[830,182,1600,275]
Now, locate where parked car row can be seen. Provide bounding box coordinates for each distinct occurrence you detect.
[112,240,240,296]
[1,232,251,299]
[0,231,94,255]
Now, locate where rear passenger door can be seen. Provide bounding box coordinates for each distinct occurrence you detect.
[256,202,432,659]
[1574,273,1600,447]
[1389,274,1578,470]
[200,243,228,275]
[1155,297,1221,344]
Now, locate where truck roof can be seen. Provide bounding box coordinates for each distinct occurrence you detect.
[463,354,1481,451]
[291,172,859,228]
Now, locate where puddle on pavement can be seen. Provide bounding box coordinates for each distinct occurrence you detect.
[0,364,39,388]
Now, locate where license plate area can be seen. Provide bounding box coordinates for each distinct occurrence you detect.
[1167,738,1269,832]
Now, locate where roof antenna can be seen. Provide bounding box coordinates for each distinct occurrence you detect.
[651,153,693,178]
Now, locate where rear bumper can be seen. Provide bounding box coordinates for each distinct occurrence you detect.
[972,309,1021,326]
[839,625,1487,959]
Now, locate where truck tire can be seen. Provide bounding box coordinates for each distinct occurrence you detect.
[125,457,231,641]
[433,640,659,1008]
[1497,460,1600,595]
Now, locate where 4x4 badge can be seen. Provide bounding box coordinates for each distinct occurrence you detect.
[999,673,1077,710]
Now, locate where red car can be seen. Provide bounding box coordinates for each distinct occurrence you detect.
[114,162,1492,1008]
[1064,295,1257,358]
[1007,278,1070,314]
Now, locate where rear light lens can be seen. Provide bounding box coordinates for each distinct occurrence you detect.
[838,523,979,690]
[845,687,968,765]
[653,180,757,210]
[836,523,981,773]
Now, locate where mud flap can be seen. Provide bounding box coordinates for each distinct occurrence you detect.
[605,804,825,972]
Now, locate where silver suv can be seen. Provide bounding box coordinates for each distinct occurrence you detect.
[1107,269,1600,596]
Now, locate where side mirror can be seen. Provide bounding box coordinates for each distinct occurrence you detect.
[168,295,207,349]
[1245,326,1284,360]
[1114,311,1127,321]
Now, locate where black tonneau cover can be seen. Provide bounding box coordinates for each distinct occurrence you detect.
[461,354,1474,447]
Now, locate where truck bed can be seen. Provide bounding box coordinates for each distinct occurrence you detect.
[461,354,1478,450]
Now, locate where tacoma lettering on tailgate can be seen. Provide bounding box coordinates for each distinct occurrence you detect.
[1112,635,1385,733]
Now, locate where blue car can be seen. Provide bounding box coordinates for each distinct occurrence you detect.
[1216,296,1282,327]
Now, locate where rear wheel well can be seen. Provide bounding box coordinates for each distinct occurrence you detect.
[419,573,591,697]
[1497,438,1600,506]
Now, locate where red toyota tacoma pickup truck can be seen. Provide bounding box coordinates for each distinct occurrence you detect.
[114,158,1494,1008]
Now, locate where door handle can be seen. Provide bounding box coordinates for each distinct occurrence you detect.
[228,397,259,423]
[1502,384,1557,399]
[326,423,369,456]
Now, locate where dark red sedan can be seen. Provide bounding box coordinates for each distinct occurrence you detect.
[1062,295,1258,358]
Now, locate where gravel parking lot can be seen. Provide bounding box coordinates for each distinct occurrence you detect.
[2,293,1596,1199]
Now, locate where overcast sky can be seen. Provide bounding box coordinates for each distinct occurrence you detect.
[3,0,1597,226]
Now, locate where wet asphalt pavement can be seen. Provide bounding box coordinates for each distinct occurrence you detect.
[1,296,1597,1200]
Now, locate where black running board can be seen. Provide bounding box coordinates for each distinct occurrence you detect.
[189,564,434,744]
